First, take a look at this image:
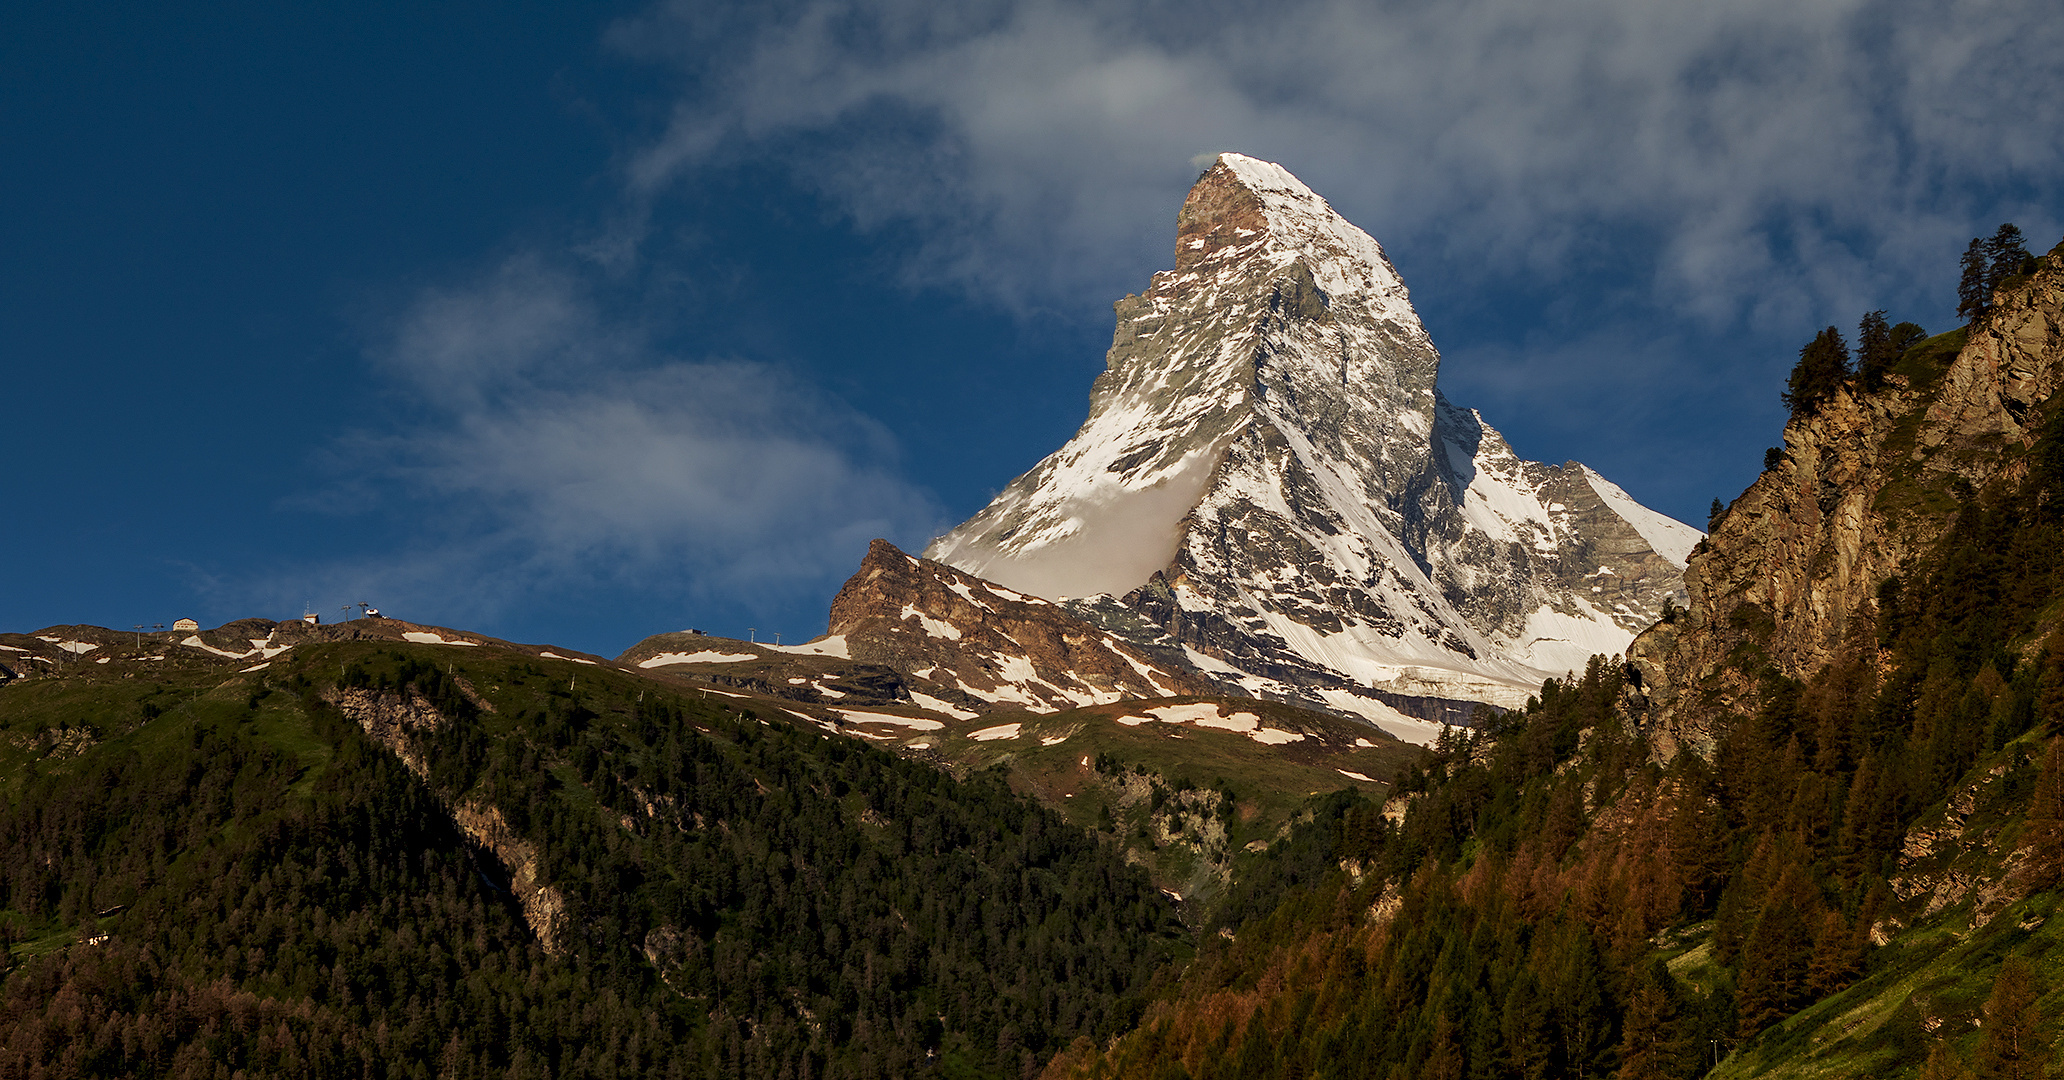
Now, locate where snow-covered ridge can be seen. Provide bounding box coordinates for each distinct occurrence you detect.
[828,539,1212,718]
[927,152,1443,604]
[1585,467,1702,567]
[1215,153,1417,324]
[927,153,1697,719]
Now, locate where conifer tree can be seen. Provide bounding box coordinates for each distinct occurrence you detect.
[1665,788,1727,915]
[1782,327,1851,417]
[1423,1015,1464,1080]
[1986,224,2032,287]
[1805,908,1862,997]
[1960,237,1992,322]
[1922,1041,1976,1080]
[2023,738,2064,889]
[1856,310,1899,391]
[2037,632,2064,731]
[1962,224,2034,324]
[1734,861,1820,1036]
[1616,961,1688,1080]
[1974,956,2048,1080]
[1502,970,1556,1080]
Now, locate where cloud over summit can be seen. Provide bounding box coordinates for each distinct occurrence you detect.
[249,0,2064,641]
[618,0,2063,327]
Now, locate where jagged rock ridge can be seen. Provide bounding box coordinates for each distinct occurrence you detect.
[926,153,1698,723]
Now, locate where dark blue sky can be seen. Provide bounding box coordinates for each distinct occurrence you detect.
[5,1,2060,655]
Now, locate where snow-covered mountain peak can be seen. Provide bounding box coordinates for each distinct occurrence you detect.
[1175,153,1420,333]
[925,155,1696,725]
[1196,154,1415,314]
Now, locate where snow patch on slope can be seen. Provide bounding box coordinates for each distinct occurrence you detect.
[181,635,251,659]
[402,631,476,647]
[765,635,852,659]
[1112,702,1306,745]
[900,605,963,640]
[929,442,1228,601]
[833,709,944,731]
[1584,467,1703,566]
[640,650,757,666]
[1505,599,1642,675]
[907,691,980,720]
[1312,690,1449,745]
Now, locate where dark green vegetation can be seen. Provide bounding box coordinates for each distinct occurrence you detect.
[1053,261,2064,1080]
[0,642,1185,1079]
[1784,312,1927,419]
[1783,325,1856,417]
[1775,220,2034,420]
[1960,224,2038,324]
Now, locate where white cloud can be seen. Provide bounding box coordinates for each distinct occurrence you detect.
[612,0,2063,325]
[245,0,2064,627]
[296,258,944,624]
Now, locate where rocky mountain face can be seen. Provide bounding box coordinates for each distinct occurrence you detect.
[926,154,1699,727]
[618,539,1220,721]
[824,538,1220,712]
[1629,239,2064,759]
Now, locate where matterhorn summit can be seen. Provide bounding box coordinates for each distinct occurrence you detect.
[925,154,1698,725]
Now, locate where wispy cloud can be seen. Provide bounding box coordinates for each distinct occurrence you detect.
[242,0,2064,630]
[276,258,944,629]
[611,0,2063,326]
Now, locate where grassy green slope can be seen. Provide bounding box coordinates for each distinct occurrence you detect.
[921,698,1418,913]
[1717,889,2064,1078]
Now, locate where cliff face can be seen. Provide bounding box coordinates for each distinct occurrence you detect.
[1630,241,2064,758]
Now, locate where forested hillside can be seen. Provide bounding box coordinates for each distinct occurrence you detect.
[1048,241,2064,1080]
[0,643,1184,1079]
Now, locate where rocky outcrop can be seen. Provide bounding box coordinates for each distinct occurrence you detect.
[328,687,445,776]
[1629,239,2064,759]
[449,800,566,956]
[325,686,568,955]
[927,153,1698,723]
[827,539,1219,712]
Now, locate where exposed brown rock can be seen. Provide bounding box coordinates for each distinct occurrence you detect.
[1630,240,2064,759]
[1174,164,1270,275]
[829,539,1219,712]
[325,686,568,955]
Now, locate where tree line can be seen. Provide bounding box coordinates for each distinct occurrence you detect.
[1782,223,2037,423]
